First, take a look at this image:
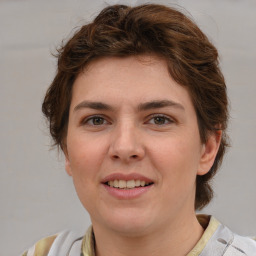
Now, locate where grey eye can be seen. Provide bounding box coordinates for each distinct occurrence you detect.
[153,116,167,125]
[84,116,107,126]
[91,117,105,125]
[148,115,173,125]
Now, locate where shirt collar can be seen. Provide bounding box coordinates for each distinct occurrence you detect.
[81,215,220,256]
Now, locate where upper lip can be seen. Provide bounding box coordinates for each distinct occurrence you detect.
[101,173,154,183]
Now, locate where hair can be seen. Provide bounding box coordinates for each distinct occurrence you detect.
[42,4,229,210]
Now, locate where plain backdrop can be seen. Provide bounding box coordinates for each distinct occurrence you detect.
[0,0,255,255]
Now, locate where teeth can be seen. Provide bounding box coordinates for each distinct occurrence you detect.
[107,179,151,189]
[114,180,119,187]
[119,180,126,189]
[135,180,140,187]
[127,180,135,188]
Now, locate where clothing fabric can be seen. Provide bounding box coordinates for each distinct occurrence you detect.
[22,215,256,256]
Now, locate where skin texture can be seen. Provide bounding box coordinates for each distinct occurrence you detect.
[64,55,221,256]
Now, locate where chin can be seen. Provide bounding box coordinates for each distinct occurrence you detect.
[100,207,156,237]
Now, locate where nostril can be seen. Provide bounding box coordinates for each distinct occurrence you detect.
[131,155,138,159]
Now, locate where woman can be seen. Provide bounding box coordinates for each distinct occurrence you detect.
[23,4,256,256]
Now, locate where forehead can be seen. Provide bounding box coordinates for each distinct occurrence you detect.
[80,55,170,88]
[70,55,194,112]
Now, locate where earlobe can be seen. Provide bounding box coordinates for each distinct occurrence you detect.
[65,156,73,176]
[63,146,73,176]
[197,130,222,176]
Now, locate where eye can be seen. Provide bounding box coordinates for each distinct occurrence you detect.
[82,115,108,126]
[147,114,174,125]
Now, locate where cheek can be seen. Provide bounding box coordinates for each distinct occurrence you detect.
[67,137,103,211]
[68,133,107,167]
[66,137,106,192]
[148,134,201,182]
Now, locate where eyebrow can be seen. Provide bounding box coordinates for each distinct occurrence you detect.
[73,100,184,112]
[74,101,114,112]
[138,100,185,111]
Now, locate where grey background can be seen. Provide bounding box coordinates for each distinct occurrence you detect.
[0,0,255,255]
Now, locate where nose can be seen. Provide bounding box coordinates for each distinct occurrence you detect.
[108,122,145,163]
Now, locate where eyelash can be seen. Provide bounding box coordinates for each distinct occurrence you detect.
[147,114,174,125]
[81,114,174,126]
[81,115,109,126]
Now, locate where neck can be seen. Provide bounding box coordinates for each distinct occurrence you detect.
[92,214,204,256]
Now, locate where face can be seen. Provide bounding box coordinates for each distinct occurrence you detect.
[65,56,219,236]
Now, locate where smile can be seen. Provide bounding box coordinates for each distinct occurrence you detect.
[106,180,153,189]
[102,173,154,199]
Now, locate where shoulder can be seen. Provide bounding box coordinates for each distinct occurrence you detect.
[202,216,256,256]
[22,234,57,256]
[22,230,85,256]
[231,233,256,255]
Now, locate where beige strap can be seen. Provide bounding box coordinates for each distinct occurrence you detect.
[26,244,35,256]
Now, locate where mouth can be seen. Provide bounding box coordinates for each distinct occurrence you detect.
[102,174,154,199]
[104,179,154,189]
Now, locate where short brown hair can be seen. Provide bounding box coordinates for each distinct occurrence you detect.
[42,4,229,210]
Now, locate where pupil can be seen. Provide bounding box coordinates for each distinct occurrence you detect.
[154,117,165,124]
[93,117,103,125]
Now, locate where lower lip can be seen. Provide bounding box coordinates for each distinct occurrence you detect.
[102,184,153,200]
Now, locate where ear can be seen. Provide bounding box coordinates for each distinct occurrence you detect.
[197,130,222,176]
[62,144,73,177]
